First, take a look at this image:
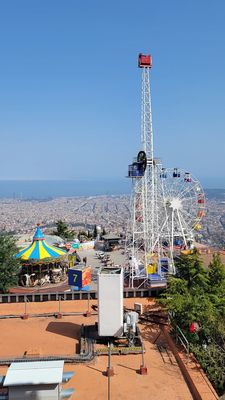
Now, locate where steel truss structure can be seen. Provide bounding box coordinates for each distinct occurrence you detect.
[126,54,205,288]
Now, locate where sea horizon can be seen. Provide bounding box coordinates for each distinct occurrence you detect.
[0,179,131,199]
[0,179,224,200]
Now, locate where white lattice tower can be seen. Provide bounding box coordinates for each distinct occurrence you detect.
[141,65,155,257]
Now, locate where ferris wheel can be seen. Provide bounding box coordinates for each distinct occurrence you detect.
[158,167,205,253]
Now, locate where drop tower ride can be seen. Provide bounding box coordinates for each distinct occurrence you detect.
[126,54,205,288]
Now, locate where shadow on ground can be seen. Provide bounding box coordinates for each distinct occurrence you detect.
[46,321,81,339]
[139,322,162,343]
[86,365,105,376]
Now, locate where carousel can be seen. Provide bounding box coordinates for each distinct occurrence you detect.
[16,224,67,287]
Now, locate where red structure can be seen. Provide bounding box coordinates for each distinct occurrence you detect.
[138,53,152,68]
[197,194,205,204]
[189,323,196,333]
[189,321,201,333]
[139,365,148,375]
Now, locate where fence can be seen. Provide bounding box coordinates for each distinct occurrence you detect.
[0,287,165,304]
[168,313,190,357]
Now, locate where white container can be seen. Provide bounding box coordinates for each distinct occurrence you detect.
[98,267,123,337]
[134,303,143,315]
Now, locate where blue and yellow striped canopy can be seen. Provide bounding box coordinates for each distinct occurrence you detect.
[16,225,66,261]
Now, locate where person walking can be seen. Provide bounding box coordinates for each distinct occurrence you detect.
[83,256,87,265]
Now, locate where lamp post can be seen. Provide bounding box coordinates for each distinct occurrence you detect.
[107,342,114,400]
[21,296,29,319]
[56,295,62,319]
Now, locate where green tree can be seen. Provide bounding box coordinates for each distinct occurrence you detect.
[208,253,225,341]
[208,253,225,293]
[161,251,215,332]
[93,225,97,239]
[160,277,191,326]
[0,234,20,293]
[78,231,88,242]
[175,250,208,292]
[159,250,225,395]
[191,343,225,396]
[87,230,92,239]
[54,220,75,240]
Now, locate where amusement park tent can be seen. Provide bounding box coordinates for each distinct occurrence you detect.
[16,225,66,261]
[102,234,121,250]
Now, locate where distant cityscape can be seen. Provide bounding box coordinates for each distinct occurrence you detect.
[0,195,129,237]
[1,188,225,249]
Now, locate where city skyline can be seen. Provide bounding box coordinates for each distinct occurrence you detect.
[0,191,224,251]
[0,1,225,187]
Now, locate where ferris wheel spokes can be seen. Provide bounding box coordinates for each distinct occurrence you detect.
[176,208,188,248]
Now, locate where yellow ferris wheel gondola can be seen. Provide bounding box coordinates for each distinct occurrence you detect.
[145,252,157,274]
[193,223,202,231]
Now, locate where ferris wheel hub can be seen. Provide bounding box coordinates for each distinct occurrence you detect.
[166,197,182,211]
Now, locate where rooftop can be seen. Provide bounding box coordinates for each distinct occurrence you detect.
[102,234,121,240]
[4,360,64,386]
[0,299,217,400]
[99,267,122,274]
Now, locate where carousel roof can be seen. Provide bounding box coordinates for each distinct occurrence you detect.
[16,225,66,261]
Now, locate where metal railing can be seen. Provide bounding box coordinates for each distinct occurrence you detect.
[0,287,165,304]
[174,324,190,357]
[168,313,190,357]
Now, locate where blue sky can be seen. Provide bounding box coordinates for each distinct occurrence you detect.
[0,0,225,187]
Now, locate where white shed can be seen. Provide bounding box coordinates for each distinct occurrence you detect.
[3,361,72,400]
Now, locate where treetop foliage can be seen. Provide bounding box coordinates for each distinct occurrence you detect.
[175,249,209,292]
[0,234,21,293]
[160,250,225,395]
[54,220,75,240]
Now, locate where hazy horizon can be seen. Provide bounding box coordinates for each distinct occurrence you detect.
[0,179,224,199]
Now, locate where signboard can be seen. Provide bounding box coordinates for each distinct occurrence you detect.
[68,254,75,268]
[68,267,91,289]
[82,267,91,287]
[68,269,82,287]
[72,243,80,249]
[79,241,95,250]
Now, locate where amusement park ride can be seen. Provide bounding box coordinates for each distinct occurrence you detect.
[126,54,205,288]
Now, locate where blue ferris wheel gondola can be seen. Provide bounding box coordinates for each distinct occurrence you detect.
[128,162,145,178]
[160,168,167,178]
[127,151,147,178]
[173,168,180,178]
